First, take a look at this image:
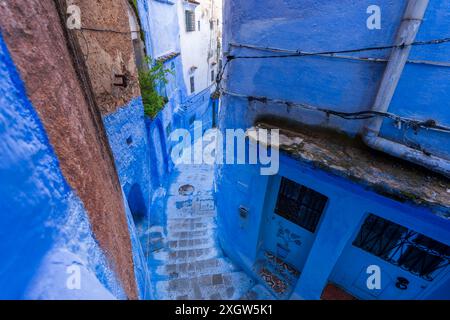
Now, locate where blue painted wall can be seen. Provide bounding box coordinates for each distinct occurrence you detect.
[103,98,153,221]
[0,34,125,300]
[122,191,153,300]
[133,0,217,178]
[217,0,450,300]
[216,154,450,300]
[102,98,153,299]
[223,0,450,158]
[380,1,450,160]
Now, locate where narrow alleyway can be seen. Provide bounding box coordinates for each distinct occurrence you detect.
[136,141,274,300]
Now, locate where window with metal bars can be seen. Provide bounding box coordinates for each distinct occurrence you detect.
[185,10,195,32]
[353,214,450,281]
[274,177,328,233]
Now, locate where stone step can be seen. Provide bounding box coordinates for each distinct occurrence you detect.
[168,238,216,251]
[167,228,215,240]
[155,271,255,300]
[167,222,215,233]
[167,216,216,231]
[156,257,238,279]
[167,216,215,223]
[240,284,277,300]
[153,247,219,264]
[167,210,216,220]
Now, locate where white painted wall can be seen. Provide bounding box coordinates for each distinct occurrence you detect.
[177,0,222,96]
[146,1,181,58]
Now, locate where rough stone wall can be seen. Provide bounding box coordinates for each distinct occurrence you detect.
[0,0,138,299]
[69,0,141,114]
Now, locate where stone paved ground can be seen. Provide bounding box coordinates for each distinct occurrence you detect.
[137,146,274,299]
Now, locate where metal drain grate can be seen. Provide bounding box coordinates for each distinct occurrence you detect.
[179,184,195,196]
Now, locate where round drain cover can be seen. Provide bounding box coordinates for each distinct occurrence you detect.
[179,184,195,196]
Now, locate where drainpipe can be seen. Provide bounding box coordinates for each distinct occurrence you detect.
[362,0,450,178]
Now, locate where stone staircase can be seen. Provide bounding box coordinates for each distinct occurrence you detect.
[140,163,275,300]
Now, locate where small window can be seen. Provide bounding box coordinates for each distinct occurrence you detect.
[274,177,328,233]
[126,136,133,145]
[190,76,195,94]
[354,214,450,281]
[185,10,195,32]
[198,21,201,31]
[211,69,215,83]
[189,115,196,125]
[210,20,214,30]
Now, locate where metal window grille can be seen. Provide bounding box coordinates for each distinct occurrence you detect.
[274,177,328,233]
[185,10,195,32]
[354,214,450,281]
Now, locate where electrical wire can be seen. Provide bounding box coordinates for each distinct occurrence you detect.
[226,37,450,61]
[212,37,450,134]
[229,42,450,68]
[73,20,450,135]
[78,27,134,35]
[222,90,450,134]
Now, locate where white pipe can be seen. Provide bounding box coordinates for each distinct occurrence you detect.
[364,135,450,177]
[365,0,429,135]
[362,0,450,178]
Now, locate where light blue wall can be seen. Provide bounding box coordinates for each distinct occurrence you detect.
[0,34,125,300]
[184,86,217,135]
[138,0,180,59]
[137,0,188,102]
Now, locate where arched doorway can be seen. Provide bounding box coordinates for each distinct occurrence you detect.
[127,183,147,224]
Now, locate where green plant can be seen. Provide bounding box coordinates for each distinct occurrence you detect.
[138,57,172,118]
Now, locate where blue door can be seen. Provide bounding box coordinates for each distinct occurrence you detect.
[330,214,450,300]
[262,175,329,273]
